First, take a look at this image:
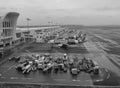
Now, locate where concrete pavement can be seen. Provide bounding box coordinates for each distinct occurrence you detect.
[0,29,119,86]
[84,37,120,76]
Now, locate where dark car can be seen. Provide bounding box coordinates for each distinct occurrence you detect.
[15,56,21,62]
[9,57,16,61]
[9,56,21,62]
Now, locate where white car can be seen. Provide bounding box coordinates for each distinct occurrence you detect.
[48,40,54,43]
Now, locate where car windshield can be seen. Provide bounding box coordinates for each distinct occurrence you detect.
[0,0,120,88]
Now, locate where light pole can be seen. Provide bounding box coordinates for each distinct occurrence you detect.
[26,18,31,42]
[48,21,51,26]
[2,40,5,59]
[26,18,31,30]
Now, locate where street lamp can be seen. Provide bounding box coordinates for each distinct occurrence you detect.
[1,40,5,59]
[26,18,31,42]
[48,21,51,26]
[26,18,31,30]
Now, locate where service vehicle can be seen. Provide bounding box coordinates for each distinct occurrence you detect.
[22,61,33,74]
[9,56,21,62]
[78,57,100,74]
[92,60,99,74]
[15,61,29,71]
[9,57,16,61]
[37,62,44,70]
[67,36,78,45]
[70,68,79,75]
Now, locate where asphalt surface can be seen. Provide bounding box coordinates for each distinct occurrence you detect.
[0,43,93,86]
[0,28,120,87]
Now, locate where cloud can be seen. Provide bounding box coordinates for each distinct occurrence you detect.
[0,0,120,25]
[95,6,120,11]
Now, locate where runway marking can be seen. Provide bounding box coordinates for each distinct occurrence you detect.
[72,79,81,81]
[107,73,110,79]
[105,68,108,73]
[3,64,16,74]
[96,79,104,82]
[0,81,93,86]
[10,77,18,79]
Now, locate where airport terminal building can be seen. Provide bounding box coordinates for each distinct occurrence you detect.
[0,11,60,58]
[0,12,19,48]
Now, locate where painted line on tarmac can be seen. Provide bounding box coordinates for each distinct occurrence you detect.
[0,81,93,86]
[72,79,81,82]
[2,64,16,74]
[10,77,18,79]
[99,69,104,77]
[8,65,15,70]
[95,79,104,82]
[105,68,108,73]
[107,73,110,79]
[105,68,110,79]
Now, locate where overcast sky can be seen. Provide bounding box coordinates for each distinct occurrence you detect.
[0,0,120,25]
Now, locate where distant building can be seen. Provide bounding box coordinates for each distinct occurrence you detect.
[22,30,35,42]
[17,26,60,43]
[0,12,19,48]
[0,12,61,58]
[34,27,60,43]
[34,29,46,43]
